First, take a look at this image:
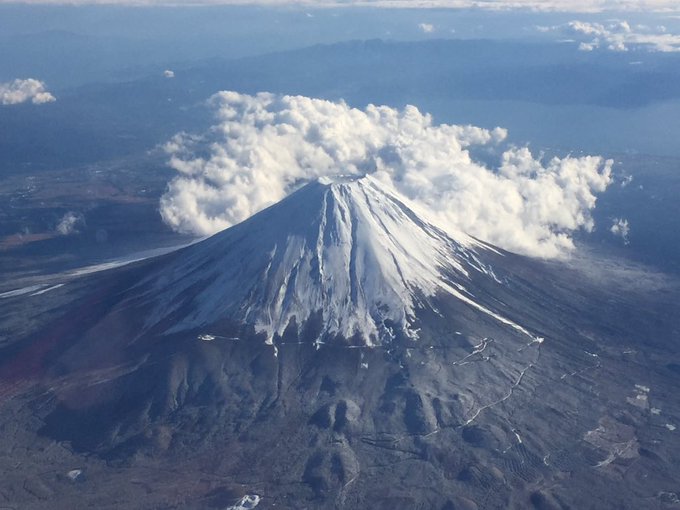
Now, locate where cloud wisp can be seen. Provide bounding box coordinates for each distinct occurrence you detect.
[160,91,613,259]
[610,217,630,244]
[0,79,56,106]
[56,212,85,236]
[539,20,680,52]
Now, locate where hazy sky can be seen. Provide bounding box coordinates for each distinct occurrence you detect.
[2,0,680,12]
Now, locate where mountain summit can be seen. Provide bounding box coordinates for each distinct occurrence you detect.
[137,175,537,345]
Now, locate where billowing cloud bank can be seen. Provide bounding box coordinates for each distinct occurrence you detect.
[161,91,613,258]
[0,79,55,106]
[539,20,680,52]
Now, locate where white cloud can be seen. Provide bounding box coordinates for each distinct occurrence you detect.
[620,174,633,187]
[163,69,175,78]
[56,211,85,235]
[0,78,55,106]
[541,19,680,52]
[610,217,630,243]
[160,91,613,259]
[4,0,680,11]
[418,23,435,33]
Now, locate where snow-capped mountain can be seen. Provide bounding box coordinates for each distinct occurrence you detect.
[136,175,537,345]
[2,171,677,510]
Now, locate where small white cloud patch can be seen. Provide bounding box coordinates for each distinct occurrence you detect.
[0,78,55,106]
[610,218,630,244]
[56,212,85,236]
[621,174,634,188]
[160,91,613,259]
[541,20,680,53]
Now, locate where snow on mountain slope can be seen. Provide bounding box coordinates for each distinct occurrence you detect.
[137,175,538,345]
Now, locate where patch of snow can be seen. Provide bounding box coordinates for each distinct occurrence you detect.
[30,283,64,296]
[66,241,198,277]
[503,429,523,453]
[66,469,83,481]
[627,385,651,410]
[0,285,47,299]
[513,429,523,444]
[453,337,493,366]
[0,282,65,299]
[228,495,260,510]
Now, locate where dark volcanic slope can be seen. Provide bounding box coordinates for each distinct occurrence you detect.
[0,179,679,510]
